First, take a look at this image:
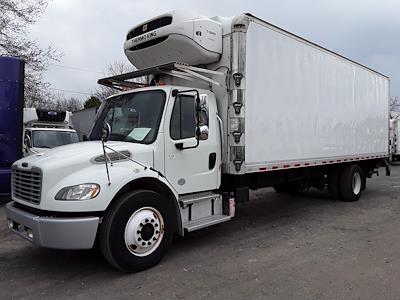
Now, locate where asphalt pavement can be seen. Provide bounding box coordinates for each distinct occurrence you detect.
[1,165,400,299]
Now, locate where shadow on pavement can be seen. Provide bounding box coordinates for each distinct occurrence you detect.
[0,187,346,277]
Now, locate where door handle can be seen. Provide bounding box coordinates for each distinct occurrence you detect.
[209,153,216,169]
[175,143,184,150]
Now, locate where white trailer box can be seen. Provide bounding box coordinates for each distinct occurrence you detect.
[390,118,400,160]
[240,17,389,173]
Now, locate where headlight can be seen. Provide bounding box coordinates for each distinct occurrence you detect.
[55,183,100,200]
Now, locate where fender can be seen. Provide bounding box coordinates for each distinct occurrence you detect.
[108,170,184,235]
[26,161,178,214]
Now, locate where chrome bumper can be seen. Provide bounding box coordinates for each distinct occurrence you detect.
[5,202,99,249]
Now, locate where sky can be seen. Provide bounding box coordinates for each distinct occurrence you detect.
[29,0,400,101]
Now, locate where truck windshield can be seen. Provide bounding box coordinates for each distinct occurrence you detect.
[90,90,166,144]
[32,131,79,148]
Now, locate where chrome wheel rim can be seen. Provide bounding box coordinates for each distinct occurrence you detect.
[352,172,362,195]
[124,207,164,257]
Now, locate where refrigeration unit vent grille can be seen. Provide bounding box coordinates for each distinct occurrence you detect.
[93,150,132,163]
[128,36,169,51]
[127,16,173,40]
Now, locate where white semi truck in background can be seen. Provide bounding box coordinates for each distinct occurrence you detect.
[23,108,79,156]
[390,117,400,161]
[6,10,390,272]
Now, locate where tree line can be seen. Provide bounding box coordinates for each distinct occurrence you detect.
[0,0,134,112]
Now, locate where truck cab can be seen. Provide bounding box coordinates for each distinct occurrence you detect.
[90,86,221,194]
[6,10,229,272]
[7,85,224,271]
[23,108,79,156]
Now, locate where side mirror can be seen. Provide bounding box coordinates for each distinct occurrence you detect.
[198,125,209,140]
[102,122,111,142]
[172,89,208,151]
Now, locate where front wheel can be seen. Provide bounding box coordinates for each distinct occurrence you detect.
[99,190,174,272]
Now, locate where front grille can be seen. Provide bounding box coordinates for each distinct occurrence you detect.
[12,167,42,204]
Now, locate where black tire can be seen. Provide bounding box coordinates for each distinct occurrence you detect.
[339,164,364,202]
[273,182,302,194]
[327,168,341,199]
[99,190,174,272]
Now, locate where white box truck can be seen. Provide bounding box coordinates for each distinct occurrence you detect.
[390,118,400,161]
[23,108,79,156]
[6,10,390,272]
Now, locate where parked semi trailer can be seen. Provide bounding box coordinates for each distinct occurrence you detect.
[6,10,390,272]
[0,57,24,199]
[390,118,400,161]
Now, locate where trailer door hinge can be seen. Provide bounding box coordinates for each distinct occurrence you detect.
[234,160,243,172]
[232,73,243,87]
[233,102,242,115]
[232,131,242,144]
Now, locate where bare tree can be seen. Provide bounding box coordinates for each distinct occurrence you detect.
[93,61,138,100]
[24,78,53,108]
[0,0,61,107]
[390,96,400,112]
[30,90,83,112]
[49,96,83,112]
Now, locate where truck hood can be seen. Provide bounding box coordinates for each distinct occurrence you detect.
[14,141,154,172]
[11,140,157,212]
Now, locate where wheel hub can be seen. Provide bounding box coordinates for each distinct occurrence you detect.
[141,223,155,241]
[352,172,362,195]
[124,207,164,257]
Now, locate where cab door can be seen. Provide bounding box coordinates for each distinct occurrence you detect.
[164,91,220,195]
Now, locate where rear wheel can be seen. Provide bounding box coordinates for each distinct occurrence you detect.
[339,164,364,202]
[99,190,174,272]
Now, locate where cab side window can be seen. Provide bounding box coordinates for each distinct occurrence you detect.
[170,95,196,140]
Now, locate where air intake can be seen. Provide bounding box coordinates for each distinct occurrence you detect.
[93,150,132,163]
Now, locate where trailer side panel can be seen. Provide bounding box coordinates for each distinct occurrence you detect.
[244,21,389,171]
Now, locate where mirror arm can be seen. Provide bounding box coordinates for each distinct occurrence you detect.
[25,135,32,149]
[101,122,111,185]
[175,138,199,151]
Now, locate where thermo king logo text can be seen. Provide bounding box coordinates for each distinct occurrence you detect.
[133,31,157,44]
